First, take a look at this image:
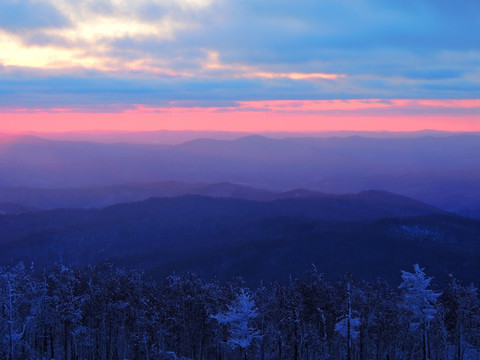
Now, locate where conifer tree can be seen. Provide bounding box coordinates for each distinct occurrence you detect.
[213,288,260,359]
[399,264,441,360]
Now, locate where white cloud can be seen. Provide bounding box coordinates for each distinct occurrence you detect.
[0,0,479,107]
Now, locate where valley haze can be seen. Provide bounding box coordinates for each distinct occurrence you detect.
[1,0,480,358]
[1,129,479,282]
[1,131,479,212]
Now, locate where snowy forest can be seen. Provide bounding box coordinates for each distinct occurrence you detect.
[1,262,479,360]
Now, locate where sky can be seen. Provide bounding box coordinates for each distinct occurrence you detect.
[1,0,479,132]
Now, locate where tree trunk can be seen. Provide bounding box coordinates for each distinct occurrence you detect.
[7,277,15,360]
[50,327,55,359]
[347,283,352,360]
[423,325,428,360]
[455,309,462,360]
[260,329,265,360]
[64,321,69,360]
[278,337,282,360]
[294,318,298,360]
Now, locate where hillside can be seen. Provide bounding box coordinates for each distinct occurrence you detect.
[1,134,479,211]
[0,202,39,214]
[0,181,439,211]
[0,194,471,285]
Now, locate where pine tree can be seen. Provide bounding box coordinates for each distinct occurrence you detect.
[0,263,38,360]
[213,288,261,359]
[335,282,360,360]
[399,264,441,360]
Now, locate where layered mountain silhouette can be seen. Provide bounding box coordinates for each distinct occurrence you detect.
[1,193,473,285]
[0,181,442,211]
[0,202,39,215]
[1,134,479,211]
[1,133,479,284]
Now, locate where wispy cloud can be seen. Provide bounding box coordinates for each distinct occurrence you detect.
[0,0,479,125]
[0,0,70,31]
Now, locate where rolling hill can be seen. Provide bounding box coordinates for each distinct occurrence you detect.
[1,193,471,285]
[1,134,480,212]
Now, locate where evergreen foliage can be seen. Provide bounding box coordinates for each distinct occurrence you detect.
[0,263,478,360]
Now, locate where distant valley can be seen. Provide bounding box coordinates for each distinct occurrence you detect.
[1,132,480,285]
[1,133,480,213]
[1,192,478,285]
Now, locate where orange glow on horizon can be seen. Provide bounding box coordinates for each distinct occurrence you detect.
[251,72,345,80]
[0,99,479,133]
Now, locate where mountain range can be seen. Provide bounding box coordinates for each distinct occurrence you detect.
[1,133,479,212]
[1,132,479,284]
[0,181,446,212]
[2,192,477,285]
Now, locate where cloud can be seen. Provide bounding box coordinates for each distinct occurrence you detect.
[0,63,478,112]
[168,0,480,65]
[137,2,168,22]
[0,0,479,112]
[0,0,70,31]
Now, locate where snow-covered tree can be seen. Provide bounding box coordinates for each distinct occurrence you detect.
[213,288,261,359]
[399,264,441,360]
[0,263,38,360]
[47,263,86,360]
[335,282,360,360]
[0,261,479,359]
[442,276,480,360]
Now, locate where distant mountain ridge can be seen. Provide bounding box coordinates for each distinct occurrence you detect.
[0,194,475,285]
[12,129,478,145]
[1,134,480,211]
[0,202,39,215]
[0,181,442,212]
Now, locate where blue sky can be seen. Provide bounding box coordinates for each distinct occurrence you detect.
[0,0,479,131]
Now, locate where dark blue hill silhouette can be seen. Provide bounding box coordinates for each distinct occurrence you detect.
[1,134,480,211]
[1,193,476,285]
[0,202,39,214]
[0,182,438,211]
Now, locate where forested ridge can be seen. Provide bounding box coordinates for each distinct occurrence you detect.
[2,195,479,285]
[1,262,479,360]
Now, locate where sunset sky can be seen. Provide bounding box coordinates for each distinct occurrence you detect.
[1,0,479,132]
